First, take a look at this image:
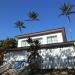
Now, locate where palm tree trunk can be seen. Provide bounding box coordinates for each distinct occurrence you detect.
[66,16,73,41]
[19,28,22,34]
[30,22,33,33]
[30,24,32,33]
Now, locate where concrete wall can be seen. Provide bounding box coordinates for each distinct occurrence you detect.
[4,46,75,69]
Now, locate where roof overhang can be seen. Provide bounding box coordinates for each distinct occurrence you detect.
[16,28,67,42]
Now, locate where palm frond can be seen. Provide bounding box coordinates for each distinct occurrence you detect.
[26,38,33,44]
[28,11,39,20]
[34,40,40,45]
[15,20,24,27]
[59,13,64,17]
[15,20,25,33]
[60,3,75,16]
[68,11,75,14]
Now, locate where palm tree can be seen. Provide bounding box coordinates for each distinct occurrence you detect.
[25,11,39,33]
[26,38,42,74]
[15,20,25,34]
[60,3,75,40]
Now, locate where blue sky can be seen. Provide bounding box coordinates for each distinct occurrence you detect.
[0,0,75,41]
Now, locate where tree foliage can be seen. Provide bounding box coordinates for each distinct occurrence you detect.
[26,38,43,74]
[0,38,17,49]
[28,11,39,21]
[60,3,75,17]
[15,20,25,33]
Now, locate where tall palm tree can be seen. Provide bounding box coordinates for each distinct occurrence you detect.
[60,3,75,40]
[25,11,39,33]
[15,20,25,34]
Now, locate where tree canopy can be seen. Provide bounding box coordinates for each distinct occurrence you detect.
[0,38,17,49]
[15,20,25,34]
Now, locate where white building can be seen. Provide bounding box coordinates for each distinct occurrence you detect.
[17,28,66,47]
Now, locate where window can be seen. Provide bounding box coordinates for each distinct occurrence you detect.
[47,35,58,44]
[21,40,28,47]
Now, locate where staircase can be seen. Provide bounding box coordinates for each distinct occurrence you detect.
[0,64,10,74]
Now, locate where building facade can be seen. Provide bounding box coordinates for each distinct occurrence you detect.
[17,28,66,47]
[3,28,75,71]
